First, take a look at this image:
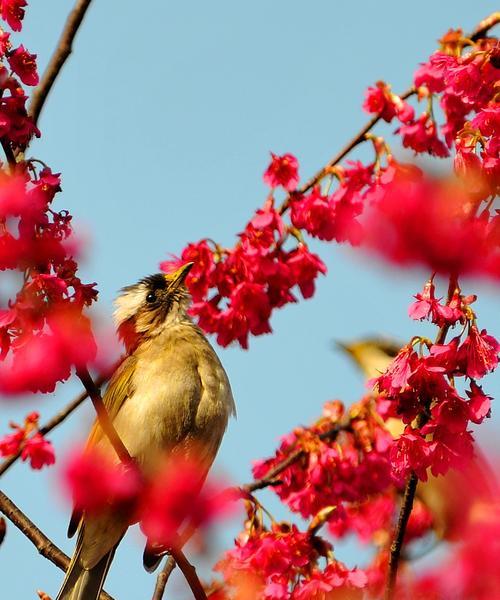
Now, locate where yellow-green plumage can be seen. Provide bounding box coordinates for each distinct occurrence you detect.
[57,265,235,600]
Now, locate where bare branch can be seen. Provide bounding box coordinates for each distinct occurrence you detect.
[169,547,207,600]
[151,557,176,600]
[0,490,114,600]
[28,0,93,129]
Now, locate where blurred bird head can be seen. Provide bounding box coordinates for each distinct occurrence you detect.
[113,262,193,349]
[336,337,402,380]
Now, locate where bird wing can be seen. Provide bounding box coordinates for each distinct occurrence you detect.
[86,354,137,448]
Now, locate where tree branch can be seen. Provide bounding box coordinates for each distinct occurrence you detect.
[76,366,132,464]
[28,0,93,129]
[0,490,113,600]
[151,557,176,600]
[169,547,207,600]
[469,11,500,42]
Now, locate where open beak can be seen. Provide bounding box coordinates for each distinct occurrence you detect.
[165,262,194,289]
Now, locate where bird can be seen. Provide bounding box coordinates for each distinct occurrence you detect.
[56,262,235,600]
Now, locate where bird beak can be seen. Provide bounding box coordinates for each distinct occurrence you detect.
[165,262,194,289]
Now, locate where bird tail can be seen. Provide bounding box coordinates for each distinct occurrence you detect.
[56,545,116,600]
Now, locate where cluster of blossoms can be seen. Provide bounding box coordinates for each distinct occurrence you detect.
[211,505,367,599]
[163,26,499,348]
[0,411,54,468]
[376,279,498,482]
[0,5,98,395]
[63,449,231,549]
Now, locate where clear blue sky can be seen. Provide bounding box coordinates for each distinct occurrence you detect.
[1,1,499,598]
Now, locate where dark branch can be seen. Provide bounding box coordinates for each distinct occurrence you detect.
[169,547,207,600]
[76,366,131,464]
[0,490,113,600]
[28,0,93,129]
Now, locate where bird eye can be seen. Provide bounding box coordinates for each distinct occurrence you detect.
[146,292,156,303]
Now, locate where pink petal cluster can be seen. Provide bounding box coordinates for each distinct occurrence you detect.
[358,168,500,278]
[363,80,414,123]
[375,292,498,481]
[215,520,366,599]
[252,399,395,518]
[0,4,99,396]
[263,153,299,191]
[63,450,231,548]
[0,411,55,469]
[161,194,327,348]
[0,0,26,32]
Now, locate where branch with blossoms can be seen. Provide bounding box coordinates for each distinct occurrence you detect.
[0,4,499,600]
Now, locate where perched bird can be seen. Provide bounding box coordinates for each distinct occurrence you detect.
[56,262,235,600]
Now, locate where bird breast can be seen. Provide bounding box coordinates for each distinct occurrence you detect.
[109,322,234,474]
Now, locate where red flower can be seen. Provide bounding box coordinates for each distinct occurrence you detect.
[63,448,142,514]
[21,433,55,469]
[8,45,38,86]
[139,456,231,547]
[457,325,500,379]
[161,240,216,302]
[0,428,24,456]
[216,282,271,348]
[285,245,326,299]
[363,81,414,123]
[408,279,462,326]
[0,412,55,470]
[263,153,299,191]
[390,430,431,481]
[359,174,499,277]
[466,382,492,424]
[375,344,417,397]
[0,0,26,32]
[397,114,449,157]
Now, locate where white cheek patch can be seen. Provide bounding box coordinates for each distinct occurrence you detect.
[113,285,148,326]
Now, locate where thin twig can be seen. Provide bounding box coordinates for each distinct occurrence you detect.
[151,557,176,600]
[0,367,117,478]
[28,0,93,129]
[0,490,113,600]
[76,366,131,464]
[169,547,207,600]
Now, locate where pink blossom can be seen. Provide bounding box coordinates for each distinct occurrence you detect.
[0,0,26,31]
[140,456,232,547]
[21,433,55,469]
[456,326,500,379]
[63,448,142,514]
[263,153,299,191]
[397,114,449,157]
[8,45,38,86]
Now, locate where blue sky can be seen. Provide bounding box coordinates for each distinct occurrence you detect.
[1,1,499,598]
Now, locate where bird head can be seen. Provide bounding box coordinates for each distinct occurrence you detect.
[113,262,193,351]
